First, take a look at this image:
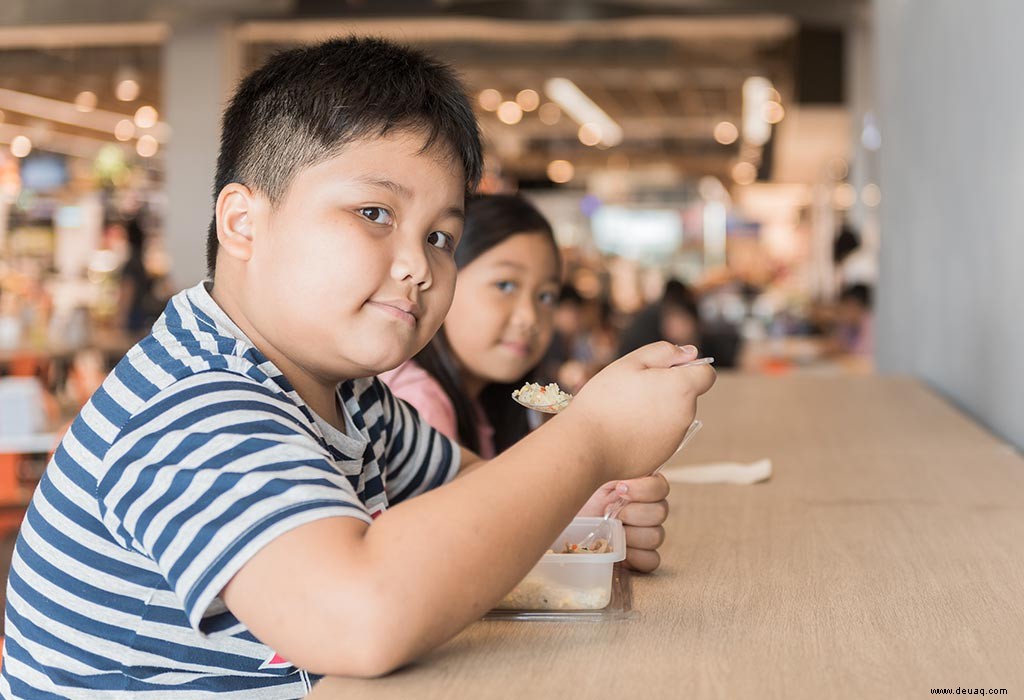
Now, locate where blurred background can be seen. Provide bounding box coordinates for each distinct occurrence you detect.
[0,0,1020,511]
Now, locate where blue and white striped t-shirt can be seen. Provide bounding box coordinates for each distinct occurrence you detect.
[1,282,460,698]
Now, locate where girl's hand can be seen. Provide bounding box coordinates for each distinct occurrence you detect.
[578,473,670,573]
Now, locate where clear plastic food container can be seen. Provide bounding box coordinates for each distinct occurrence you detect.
[495,517,626,611]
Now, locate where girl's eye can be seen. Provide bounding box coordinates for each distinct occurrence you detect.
[539,290,557,306]
[426,230,455,251]
[359,207,393,225]
[495,280,518,294]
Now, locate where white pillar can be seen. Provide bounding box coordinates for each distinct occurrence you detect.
[875,0,1024,449]
[162,21,240,289]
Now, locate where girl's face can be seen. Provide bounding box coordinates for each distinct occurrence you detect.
[444,232,560,389]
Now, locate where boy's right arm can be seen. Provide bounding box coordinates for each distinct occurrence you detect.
[222,342,714,678]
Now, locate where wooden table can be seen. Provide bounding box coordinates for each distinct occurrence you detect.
[309,375,1024,699]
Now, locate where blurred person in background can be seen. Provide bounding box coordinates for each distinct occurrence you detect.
[538,284,613,393]
[584,298,619,371]
[619,278,741,368]
[833,283,874,358]
[618,279,700,355]
[118,216,165,334]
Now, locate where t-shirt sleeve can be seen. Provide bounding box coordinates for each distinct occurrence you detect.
[373,377,461,504]
[96,370,372,635]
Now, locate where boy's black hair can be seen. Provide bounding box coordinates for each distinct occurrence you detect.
[206,36,483,277]
[413,194,560,454]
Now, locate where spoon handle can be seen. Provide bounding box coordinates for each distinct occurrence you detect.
[604,419,703,516]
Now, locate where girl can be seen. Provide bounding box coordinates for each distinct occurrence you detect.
[381,194,672,571]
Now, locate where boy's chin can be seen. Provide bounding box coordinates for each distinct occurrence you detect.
[351,349,417,377]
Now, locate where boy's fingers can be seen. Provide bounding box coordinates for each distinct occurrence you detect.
[688,363,718,395]
[626,341,698,369]
[619,500,669,527]
[615,473,670,503]
[624,548,661,573]
[623,524,666,551]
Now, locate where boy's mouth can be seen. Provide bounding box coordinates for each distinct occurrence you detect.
[367,299,419,327]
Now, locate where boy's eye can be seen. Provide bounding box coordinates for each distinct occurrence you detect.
[495,280,518,294]
[359,207,393,225]
[426,230,455,251]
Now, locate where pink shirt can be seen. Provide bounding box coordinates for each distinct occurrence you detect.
[379,360,496,459]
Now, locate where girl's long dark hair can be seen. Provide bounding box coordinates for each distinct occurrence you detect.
[413,194,559,454]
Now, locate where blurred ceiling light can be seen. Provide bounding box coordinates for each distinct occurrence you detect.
[116,78,140,103]
[516,89,540,112]
[731,161,757,185]
[74,91,97,113]
[543,77,622,147]
[136,134,158,157]
[478,88,501,112]
[0,88,169,141]
[0,123,127,160]
[497,101,523,125]
[578,122,602,147]
[742,76,773,146]
[538,102,561,125]
[546,159,574,184]
[861,183,881,207]
[134,105,158,129]
[115,66,140,102]
[713,120,739,145]
[114,118,135,141]
[10,135,32,158]
[834,183,857,209]
[763,101,785,124]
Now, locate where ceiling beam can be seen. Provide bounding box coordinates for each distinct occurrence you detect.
[0,22,167,49]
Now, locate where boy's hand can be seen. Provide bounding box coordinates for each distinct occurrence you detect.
[579,474,670,573]
[565,342,716,483]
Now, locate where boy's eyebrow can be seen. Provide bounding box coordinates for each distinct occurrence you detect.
[355,176,464,222]
[357,176,413,198]
[444,205,466,223]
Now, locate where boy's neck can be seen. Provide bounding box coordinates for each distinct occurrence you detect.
[209,282,346,433]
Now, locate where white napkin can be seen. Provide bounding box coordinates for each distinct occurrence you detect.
[661,459,772,485]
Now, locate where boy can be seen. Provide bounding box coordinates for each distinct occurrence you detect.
[1,37,715,697]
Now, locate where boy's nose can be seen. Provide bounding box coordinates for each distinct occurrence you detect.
[390,240,432,290]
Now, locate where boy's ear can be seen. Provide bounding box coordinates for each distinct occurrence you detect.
[216,183,260,262]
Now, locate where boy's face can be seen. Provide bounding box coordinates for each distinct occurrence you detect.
[237,130,466,380]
